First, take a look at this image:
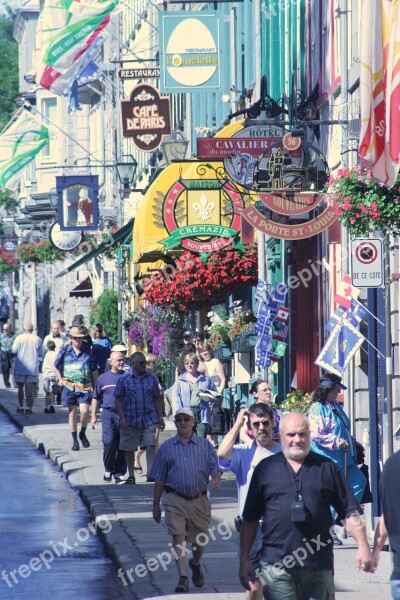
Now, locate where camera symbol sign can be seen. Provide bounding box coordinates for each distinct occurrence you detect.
[351,238,384,288]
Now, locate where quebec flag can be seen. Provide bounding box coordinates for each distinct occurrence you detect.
[315,317,365,377]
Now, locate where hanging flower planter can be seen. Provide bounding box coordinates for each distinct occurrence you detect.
[328,167,400,237]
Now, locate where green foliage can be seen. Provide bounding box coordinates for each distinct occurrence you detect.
[329,167,400,236]
[0,18,19,132]
[0,189,19,213]
[89,290,118,343]
[278,390,313,413]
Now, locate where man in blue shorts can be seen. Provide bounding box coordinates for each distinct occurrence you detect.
[91,351,127,484]
[54,325,98,451]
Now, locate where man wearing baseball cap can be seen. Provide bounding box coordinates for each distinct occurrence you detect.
[104,343,131,373]
[149,407,222,594]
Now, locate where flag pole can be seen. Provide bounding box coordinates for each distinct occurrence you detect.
[352,296,385,327]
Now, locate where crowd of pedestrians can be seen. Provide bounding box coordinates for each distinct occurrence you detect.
[1,323,398,599]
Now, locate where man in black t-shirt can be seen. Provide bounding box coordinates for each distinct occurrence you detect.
[239,412,372,600]
[372,450,400,599]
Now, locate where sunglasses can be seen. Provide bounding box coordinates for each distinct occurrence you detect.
[175,417,192,423]
[71,336,82,340]
[251,420,271,429]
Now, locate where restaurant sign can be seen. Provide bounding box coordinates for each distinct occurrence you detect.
[120,83,171,151]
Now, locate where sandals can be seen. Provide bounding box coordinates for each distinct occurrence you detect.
[125,476,136,484]
[134,465,143,474]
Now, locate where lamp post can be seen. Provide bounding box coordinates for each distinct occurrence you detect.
[161,130,189,165]
[115,154,138,340]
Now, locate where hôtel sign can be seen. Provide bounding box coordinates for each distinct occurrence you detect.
[120,83,171,151]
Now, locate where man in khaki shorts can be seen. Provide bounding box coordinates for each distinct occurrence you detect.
[150,408,222,594]
[12,322,42,414]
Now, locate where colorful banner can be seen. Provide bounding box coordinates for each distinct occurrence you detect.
[0,112,50,188]
[359,0,400,186]
[34,0,118,95]
[315,318,365,377]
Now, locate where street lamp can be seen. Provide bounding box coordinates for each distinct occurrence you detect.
[161,130,189,165]
[116,155,138,189]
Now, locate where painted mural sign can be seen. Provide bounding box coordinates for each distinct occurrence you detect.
[56,175,99,232]
[159,12,221,93]
[120,83,171,151]
[154,177,247,253]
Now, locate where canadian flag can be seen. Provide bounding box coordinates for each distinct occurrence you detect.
[276,307,289,322]
[334,275,360,309]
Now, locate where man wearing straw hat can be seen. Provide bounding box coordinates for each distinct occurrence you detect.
[53,325,98,451]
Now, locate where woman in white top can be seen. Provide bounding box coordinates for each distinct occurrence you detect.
[198,343,226,393]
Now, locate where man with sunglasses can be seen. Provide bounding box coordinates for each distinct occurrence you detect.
[218,403,281,600]
[115,351,164,484]
[149,408,221,594]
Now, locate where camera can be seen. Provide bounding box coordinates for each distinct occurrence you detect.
[291,494,307,523]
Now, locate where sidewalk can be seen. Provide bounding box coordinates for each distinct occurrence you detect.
[0,385,393,600]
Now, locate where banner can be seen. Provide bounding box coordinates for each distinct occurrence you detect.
[34,0,118,95]
[315,318,365,377]
[359,0,400,186]
[0,112,50,188]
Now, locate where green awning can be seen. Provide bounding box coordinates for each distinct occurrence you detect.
[55,219,133,278]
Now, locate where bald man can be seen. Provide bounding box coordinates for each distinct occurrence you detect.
[12,322,43,414]
[43,322,68,355]
[239,413,372,600]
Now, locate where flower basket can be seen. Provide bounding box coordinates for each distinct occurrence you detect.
[278,390,313,414]
[328,167,400,236]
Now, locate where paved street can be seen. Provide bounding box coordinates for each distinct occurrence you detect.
[0,385,393,600]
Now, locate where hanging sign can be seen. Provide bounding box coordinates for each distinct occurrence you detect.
[120,83,171,151]
[351,238,384,288]
[56,175,99,231]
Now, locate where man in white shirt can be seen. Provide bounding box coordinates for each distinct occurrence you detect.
[43,321,68,355]
[218,403,281,600]
[12,322,43,414]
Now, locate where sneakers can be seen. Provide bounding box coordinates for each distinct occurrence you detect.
[331,528,343,546]
[115,476,128,485]
[175,576,189,593]
[78,430,90,448]
[71,441,80,451]
[103,472,112,482]
[189,558,204,587]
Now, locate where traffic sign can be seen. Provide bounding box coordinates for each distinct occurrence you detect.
[351,238,384,287]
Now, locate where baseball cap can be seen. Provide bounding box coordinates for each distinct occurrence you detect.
[183,330,192,338]
[175,408,194,418]
[112,344,127,352]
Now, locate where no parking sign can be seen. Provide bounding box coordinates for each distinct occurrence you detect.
[351,238,384,287]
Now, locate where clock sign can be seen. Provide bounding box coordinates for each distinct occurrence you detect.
[49,222,83,251]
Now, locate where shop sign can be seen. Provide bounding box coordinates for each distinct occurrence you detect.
[118,68,160,79]
[155,178,246,253]
[197,125,303,189]
[258,191,325,216]
[56,175,99,232]
[159,12,221,93]
[241,204,337,240]
[120,83,171,151]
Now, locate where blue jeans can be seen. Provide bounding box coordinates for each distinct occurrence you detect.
[391,580,400,600]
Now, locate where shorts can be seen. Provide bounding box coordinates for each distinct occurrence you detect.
[61,387,92,407]
[15,374,38,384]
[43,377,57,394]
[163,491,211,543]
[119,424,156,452]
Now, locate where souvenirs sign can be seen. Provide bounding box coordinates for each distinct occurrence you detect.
[120,83,171,151]
[153,176,247,253]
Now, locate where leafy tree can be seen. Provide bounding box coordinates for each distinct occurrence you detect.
[89,289,119,343]
[0,18,19,133]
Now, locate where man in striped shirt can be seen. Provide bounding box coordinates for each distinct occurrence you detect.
[115,351,164,483]
[149,407,222,594]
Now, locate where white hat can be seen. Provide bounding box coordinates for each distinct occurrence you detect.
[112,344,127,352]
[174,408,194,418]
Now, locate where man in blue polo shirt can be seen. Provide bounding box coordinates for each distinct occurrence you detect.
[91,351,127,484]
[115,351,164,484]
[218,403,281,600]
[54,325,98,451]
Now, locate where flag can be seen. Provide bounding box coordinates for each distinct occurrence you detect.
[359,0,400,186]
[325,306,346,332]
[315,318,365,377]
[34,0,118,96]
[272,283,288,304]
[272,340,287,358]
[257,333,272,352]
[273,323,289,341]
[334,275,360,309]
[276,306,289,322]
[0,112,51,188]
[347,298,367,327]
